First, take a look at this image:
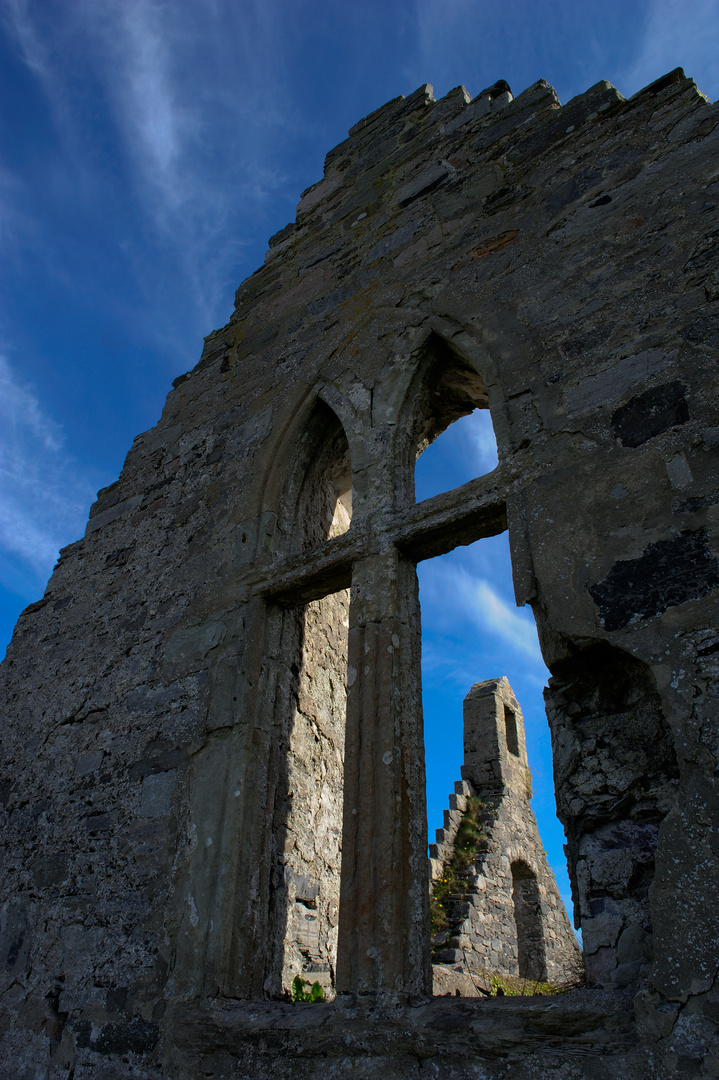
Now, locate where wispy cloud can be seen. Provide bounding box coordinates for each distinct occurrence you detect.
[114,1,186,207]
[0,355,101,594]
[2,0,301,328]
[465,409,499,475]
[473,580,542,659]
[624,0,719,99]
[420,556,544,666]
[3,0,52,82]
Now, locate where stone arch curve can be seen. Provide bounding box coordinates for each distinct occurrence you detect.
[254,387,362,562]
[168,387,362,1002]
[387,327,505,507]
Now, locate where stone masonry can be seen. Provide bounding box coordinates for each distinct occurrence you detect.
[274,588,348,998]
[430,678,583,989]
[2,67,719,1078]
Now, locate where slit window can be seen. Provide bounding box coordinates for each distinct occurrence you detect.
[504,705,519,757]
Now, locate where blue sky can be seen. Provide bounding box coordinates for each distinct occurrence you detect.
[2,0,718,921]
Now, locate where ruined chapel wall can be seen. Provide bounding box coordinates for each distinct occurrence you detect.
[432,678,582,986]
[459,792,583,985]
[0,62,718,1075]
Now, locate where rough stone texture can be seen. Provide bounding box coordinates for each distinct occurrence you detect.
[272,588,348,998]
[163,990,650,1079]
[1,66,719,1077]
[430,678,583,987]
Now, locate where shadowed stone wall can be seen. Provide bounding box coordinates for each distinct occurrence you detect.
[1,65,719,1078]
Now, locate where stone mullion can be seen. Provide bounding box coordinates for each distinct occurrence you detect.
[255,484,507,607]
[336,546,431,997]
[217,598,303,998]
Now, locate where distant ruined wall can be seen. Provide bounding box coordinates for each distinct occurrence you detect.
[1,65,719,1079]
[430,678,583,987]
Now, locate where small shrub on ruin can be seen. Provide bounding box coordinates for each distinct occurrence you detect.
[291,975,325,1003]
[430,797,487,932]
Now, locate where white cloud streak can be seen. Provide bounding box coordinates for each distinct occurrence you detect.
[465,409,499,476]
[624,0,719,99]
[116,1,185,203]
[473,580,542,660]
[0,355,100,591]
[2,0,300,327]
[3,0,52,82]
[420,559,544,665]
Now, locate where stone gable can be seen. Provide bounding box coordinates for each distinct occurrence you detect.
[1,67,719,1078]
[430,678,583,991]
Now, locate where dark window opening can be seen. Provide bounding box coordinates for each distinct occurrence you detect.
[512,861,547,982]
[504,705,519,757]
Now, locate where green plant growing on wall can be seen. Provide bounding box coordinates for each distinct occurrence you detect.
[431,796,487,933]
[489,972,559,996]
[291,975,325,1003]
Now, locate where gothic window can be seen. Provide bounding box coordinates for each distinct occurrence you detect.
[266,399,352,997]
[504,705,520,757]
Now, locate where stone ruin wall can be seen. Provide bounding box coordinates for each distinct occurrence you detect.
[0,64,718,1079]
[544,644,682,989]
[271,424,351,996]
[430,677,583,988]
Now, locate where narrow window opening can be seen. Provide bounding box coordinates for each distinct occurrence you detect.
[275,587,348,1000]
[407,339,582,995]
[504,705,519,757]
[268,400,352,1000]
[512,861,547,981]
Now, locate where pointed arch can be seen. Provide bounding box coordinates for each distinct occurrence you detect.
[172,388,359,1002]
[290,397,353,547]
[257,391,355,997]
[391,330,502,506]
[260,392,356,559]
